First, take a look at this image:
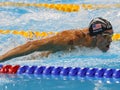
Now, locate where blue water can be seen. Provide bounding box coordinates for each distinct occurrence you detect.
[0,0,120,90]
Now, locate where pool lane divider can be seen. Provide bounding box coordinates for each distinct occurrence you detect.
[0,30,120,41]
[0,30,58,39]
[0,2,120,12]
[0,65,120,79]
[0,2,80,12]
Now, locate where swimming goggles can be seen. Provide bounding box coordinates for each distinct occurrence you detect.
[102,32,113,38]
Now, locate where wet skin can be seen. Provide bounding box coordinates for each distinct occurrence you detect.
[95,29,113,52]
[0,29,114,62]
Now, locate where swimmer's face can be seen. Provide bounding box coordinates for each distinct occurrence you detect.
[96,29,113,52]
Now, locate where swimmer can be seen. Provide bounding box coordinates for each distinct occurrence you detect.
[0,17,114,62]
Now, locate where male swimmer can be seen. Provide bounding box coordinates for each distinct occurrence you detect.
[0,17,113,62]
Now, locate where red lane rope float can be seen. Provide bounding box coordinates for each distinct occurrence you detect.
[0,65,20,74]
[0,64,120,79]
[9,65,20,74]
[0,65,12,73]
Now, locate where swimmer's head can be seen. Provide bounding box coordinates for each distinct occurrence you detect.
[89,17,114,52]
[89,17,113,36]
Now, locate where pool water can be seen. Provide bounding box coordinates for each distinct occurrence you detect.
[0,0,120,90]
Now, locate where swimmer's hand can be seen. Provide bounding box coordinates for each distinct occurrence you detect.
[40,51,52,57]
[30,51,52,60]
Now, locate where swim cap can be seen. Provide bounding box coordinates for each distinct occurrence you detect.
[89,17,112,36]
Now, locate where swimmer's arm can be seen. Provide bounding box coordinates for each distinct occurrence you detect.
[0,29,81,62]
[0,38,54,62]
[0,32,66,62]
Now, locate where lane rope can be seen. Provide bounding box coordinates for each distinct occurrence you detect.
[0,29,58,39]
[0,64,120,79]
[0,29,120,41]
[0,2,120,12]
[0,2,80,12]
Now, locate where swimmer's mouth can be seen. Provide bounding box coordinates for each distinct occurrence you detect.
[106,44,110,48]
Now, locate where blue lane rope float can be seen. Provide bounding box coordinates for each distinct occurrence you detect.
[0,65,120,79]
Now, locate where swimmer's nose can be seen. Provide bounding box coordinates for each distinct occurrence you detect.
[108,38,112,43]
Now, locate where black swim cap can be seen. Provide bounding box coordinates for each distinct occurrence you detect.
[89,17,112,36]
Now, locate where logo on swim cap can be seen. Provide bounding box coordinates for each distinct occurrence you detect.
[92,23,102,32]
[89,17,112,36]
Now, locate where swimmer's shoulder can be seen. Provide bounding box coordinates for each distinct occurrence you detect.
[73,28,89,35]
[56,28,89,38]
